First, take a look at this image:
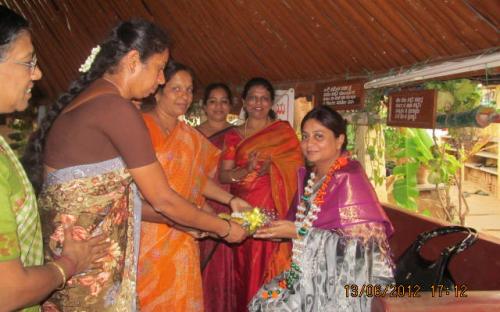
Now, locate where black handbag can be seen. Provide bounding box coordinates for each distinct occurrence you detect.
[394,226,478,291]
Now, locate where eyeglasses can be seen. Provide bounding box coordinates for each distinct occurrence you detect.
[12,54,38,74]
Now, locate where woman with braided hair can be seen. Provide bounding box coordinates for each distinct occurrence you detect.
[23,19,246,310]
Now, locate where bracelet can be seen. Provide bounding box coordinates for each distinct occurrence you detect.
[219,219,232,239]
[57,255,77,277]
[48,261,67,290]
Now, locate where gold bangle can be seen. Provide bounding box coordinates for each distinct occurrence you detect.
[48,261,67,290]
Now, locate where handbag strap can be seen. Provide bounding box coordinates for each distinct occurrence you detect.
[415,226,479,256]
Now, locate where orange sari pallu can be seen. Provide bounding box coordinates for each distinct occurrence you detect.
[138,114,220,312]
[222,120,303,310]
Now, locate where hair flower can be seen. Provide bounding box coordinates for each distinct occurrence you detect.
[79,45,101,73]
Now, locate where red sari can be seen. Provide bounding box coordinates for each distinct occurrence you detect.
[223,121,303,310]
[198,126,239,312]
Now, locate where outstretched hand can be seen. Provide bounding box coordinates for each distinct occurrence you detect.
[253,220,297,240]
[223,221,248,243]
[229,196,252,212]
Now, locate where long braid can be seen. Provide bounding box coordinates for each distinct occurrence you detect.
[22,20,170,193]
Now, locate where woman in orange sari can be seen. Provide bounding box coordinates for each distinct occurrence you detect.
[219,77,303,310]
[137,62,250,311]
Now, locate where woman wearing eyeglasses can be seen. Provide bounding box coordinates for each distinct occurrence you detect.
[218,77,303,311]
[0,6,109,311]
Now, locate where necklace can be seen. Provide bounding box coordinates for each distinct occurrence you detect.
[244,118,270,138]
[260,155,350,300]
[152,110,175,135]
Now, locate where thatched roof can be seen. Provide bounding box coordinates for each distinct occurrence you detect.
[2,0,499,99]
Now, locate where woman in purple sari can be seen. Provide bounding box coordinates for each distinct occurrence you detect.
[197,83,239,312]
[250,105,394,311]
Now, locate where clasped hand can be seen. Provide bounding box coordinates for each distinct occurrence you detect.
[247,151,272,177]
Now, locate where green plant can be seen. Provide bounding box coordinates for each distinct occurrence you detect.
[391,128,431,211]
[349,89,387,187]
[390,128,460,219]
[425,79,483,224]
[425,79,482,151]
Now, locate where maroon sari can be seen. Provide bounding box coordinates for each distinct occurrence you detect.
[198,126,239,312]
[222,121,303,311]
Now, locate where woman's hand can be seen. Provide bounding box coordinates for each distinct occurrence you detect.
[61,226,110,275]
[229,196,252,212]
[247,151,271,177]
[246,151,259,172]
[223,221,248,243]
[185,229,209,239]
[257,156,272,176]
[254,220,298,240]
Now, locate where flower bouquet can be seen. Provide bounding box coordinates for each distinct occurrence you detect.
[219,207,273,234]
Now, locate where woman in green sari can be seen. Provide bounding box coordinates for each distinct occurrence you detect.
[0,6,108,311]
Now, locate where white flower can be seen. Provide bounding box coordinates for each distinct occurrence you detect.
[79,45,101,73]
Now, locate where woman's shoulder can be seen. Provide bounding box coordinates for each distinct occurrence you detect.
[334,159,372,187]
[275,119,295,128]
[92,95,140,122]
[341,159,363,172]
[225,126,243,140]
[180,120,209,140]
[333,158,365,180]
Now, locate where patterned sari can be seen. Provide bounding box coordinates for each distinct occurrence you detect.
[249,160,394,311]
[138,115,220,312]
[223,121,303,311]
[198,126,239,312]
[39,157,141,311]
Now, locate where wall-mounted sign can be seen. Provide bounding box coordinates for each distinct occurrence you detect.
[387,89,437,128]
[315,81,365,110]
[274,88,295,126]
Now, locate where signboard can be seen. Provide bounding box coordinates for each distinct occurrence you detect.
[274,88,295,126]
[315,81,365,110]
[387,89,437,128]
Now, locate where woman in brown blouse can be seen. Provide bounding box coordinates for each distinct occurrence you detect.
[23,20,246,311]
